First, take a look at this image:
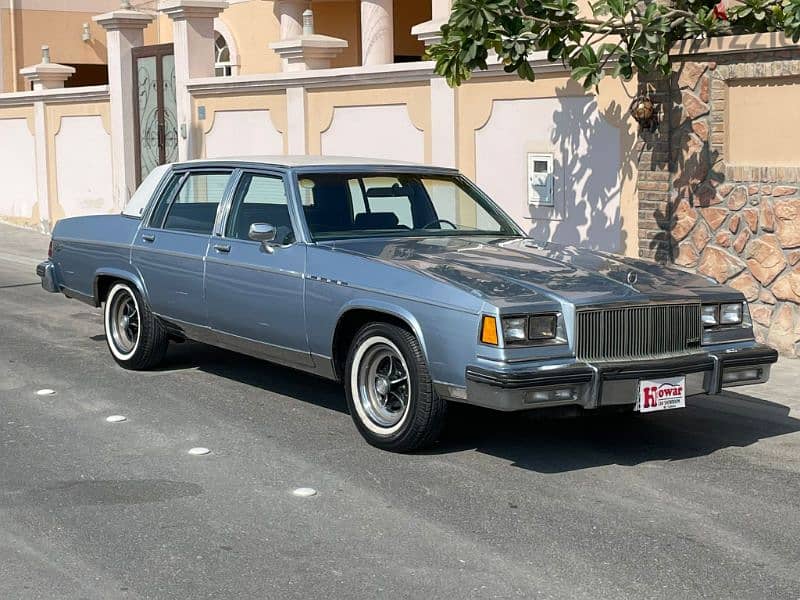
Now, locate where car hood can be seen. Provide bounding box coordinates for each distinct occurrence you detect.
[322,236,721,307]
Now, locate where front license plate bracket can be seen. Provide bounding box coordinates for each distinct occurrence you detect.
[635,376,686,412]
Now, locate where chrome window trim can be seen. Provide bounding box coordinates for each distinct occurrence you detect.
[215,168,306,245]
[145,168,237,233]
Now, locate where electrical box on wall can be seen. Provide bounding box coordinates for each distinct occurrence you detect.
[527,153,554,206]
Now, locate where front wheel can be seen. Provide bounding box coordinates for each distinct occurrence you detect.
[103,282,168,370]
[344,323,447,452]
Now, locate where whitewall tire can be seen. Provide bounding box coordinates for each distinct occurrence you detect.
[103,282,168,370]
[344,322,447,452]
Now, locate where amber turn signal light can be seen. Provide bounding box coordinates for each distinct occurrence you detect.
[480,315,499,345]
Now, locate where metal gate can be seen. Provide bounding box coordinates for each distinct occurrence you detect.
[132,43,178,185]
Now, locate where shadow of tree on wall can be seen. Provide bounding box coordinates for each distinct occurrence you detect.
[524,84,635,255]
[643,65,725,263]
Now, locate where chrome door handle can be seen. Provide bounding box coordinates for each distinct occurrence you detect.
[142,233,155,242]
[213,244,231,253]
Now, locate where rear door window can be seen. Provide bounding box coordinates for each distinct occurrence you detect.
[156,172,231,234]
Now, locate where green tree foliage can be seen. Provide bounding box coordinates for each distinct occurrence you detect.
[429,0,800,88]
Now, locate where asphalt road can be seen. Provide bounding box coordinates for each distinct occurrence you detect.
[1,223,799,600]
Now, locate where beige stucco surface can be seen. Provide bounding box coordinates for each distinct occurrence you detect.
[0,9,11,92]
[727,77,800,166]
[307,82,431,158]
[218,1,282,75]
[457,73,639,256]
[1,7,109,91]
[192,91,288,157]
[45,100,111,222]
[313,0,361,68]
[187,70,638,254]
[142,0,430,75]
[0,104,38,227]
[393,0,429,58]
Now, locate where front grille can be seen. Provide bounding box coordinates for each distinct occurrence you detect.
[575,303,701,362]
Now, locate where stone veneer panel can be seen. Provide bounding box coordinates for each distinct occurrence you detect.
[665,47,800,356]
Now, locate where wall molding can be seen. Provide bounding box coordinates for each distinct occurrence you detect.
[187,55,574,96]
[0,86,110,108]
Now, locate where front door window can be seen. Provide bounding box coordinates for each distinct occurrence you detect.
[225,173,294,244]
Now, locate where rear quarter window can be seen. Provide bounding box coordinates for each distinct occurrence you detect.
[122,164,171,218]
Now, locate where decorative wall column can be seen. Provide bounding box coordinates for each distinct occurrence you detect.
[270,9,347,72]
[94,4,153,209]
[360,0,393,66]
[414,1,456,167]
[160,0,228,161]
[286,86,307,154]
[18,46,75,229]
[429,77,456,167]
[19,46,75,90]
[412,0,452,46]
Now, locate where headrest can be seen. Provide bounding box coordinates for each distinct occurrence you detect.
[354,212,400,229]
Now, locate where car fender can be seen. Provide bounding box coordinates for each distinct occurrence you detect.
[335,298,431,367]
[93,267,148,307]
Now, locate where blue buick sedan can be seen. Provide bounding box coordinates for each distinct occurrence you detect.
[37,157,777,451]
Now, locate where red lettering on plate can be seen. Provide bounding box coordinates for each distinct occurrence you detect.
[643,386,657,408]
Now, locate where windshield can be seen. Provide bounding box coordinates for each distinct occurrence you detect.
[296,172,521,241]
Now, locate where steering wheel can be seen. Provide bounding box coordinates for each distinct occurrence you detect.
[422,219,458,230]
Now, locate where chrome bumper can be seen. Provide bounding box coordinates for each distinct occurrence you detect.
[36,260,59,293]
[463,345,778,412]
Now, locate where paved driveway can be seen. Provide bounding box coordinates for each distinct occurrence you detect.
[1,223,798,600]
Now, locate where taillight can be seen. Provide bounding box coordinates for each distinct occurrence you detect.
[48,240,53,258]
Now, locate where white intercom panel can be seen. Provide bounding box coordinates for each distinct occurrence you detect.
[527,153,554,206]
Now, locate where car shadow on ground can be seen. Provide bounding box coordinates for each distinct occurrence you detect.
[435,396,800,472]
[152,340,800,473]
[157,340,349,415]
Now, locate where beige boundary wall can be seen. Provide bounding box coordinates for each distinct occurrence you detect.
[188,59,640,256]
[0,85,112,230]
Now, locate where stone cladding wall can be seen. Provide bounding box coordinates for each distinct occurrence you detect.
[637,44,800,355]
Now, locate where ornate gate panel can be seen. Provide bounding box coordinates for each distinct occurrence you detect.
[132,44,178,185]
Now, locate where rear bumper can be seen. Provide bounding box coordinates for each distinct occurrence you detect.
[463,344,778,412]
[36,260,59,293]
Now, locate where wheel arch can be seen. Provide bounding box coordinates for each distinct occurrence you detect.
[93,269,148,307]
[331,301,430,382]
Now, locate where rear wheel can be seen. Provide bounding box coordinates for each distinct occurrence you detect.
[344,322,447,452]
[103,282,168,370]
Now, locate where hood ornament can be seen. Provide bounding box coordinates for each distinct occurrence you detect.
[626,271,639,286]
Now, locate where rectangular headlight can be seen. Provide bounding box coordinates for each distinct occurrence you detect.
[501,317,528,343]
[529,314,558,340]
[720,302,743,324]
[701,304,719,327]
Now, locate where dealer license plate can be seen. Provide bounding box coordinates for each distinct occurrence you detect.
[635,376,686,413]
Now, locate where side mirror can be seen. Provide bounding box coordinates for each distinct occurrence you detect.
[248,223,277,244]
